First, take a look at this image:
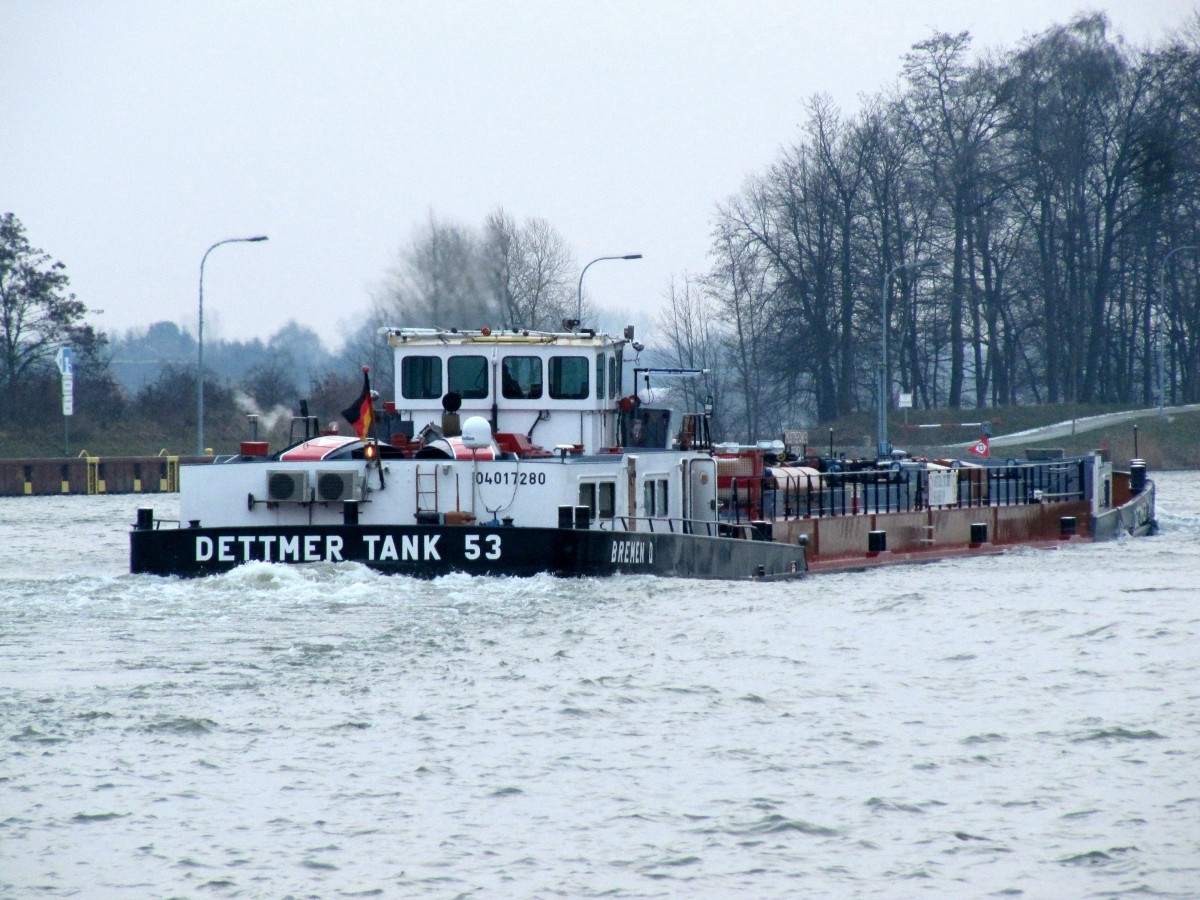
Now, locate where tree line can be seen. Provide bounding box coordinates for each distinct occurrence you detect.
[3,13,1199,454]
[655,13,1200,440]
[0,206,589,455]
[0,211,365,453]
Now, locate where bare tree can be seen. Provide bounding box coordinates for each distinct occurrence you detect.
[704,222,791,441]
[652,275,725,429]
[483,208,576,330]
[376,211,495,328]
[1001,15,1171,402]
[377,209,577,333]
[808,95,871,416]
[902,31,1004,407]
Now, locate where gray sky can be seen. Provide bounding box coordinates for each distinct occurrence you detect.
[4,0,1193,348]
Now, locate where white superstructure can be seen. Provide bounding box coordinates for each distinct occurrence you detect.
[179,327,721,537]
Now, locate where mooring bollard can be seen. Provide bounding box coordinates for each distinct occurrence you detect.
[1130,459,1147,494]
[868,530,887,553]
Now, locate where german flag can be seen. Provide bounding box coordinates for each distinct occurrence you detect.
[342,367,374,439]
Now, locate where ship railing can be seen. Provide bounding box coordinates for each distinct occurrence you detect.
[723,458,1088,523]
[606,516,749,540]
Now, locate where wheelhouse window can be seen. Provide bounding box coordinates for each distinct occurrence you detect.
[448,355,488,400]
[549,356,589,400]
[401,356,442,400]
[502,356,543,399]
[595,355,606,401]
[609,355,618,398]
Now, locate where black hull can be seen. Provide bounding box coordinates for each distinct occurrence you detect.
[1090,481,1156,540]
[130,523,807,580]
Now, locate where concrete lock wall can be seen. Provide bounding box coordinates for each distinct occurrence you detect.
[0,456,208,496]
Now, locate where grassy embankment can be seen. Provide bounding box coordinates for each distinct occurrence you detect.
[817,403,1200,471]
[3,403,1198,470]
[0,413,279,461]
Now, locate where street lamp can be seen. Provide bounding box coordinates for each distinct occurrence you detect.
[197,235,268,455]
[1157,245,1198,417]
[576,254,643,325]
[878,260,927,458]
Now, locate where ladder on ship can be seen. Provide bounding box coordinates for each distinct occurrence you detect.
[415,465,439,517]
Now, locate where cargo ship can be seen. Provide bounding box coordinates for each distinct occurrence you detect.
[129,326,1155,579]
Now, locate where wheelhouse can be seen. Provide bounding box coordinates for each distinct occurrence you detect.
[383,328,625,454]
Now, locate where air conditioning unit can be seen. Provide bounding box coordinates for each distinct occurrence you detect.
[315,470,358,503]
[267,470,309,502]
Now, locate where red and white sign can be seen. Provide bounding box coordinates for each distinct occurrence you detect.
[967,437,990,458]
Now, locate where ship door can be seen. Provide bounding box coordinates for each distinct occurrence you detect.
[686,458,718,534]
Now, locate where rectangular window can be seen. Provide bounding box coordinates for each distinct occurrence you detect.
[502,356,543,399]
[595,355,606,401]
[598,481,615,518]
[644,477,668,517]
[448,355,488,399]
[401,356,442,400]
[549,356,589,400]
[609,354,619,398]
[580,480,616,518]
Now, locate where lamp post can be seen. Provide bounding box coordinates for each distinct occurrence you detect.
[197,235,268,455]
[878,260,926,458]
[576,254,642,326]
[1157,245,1198,417]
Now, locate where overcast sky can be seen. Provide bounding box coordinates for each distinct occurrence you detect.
[3,1,1193,348]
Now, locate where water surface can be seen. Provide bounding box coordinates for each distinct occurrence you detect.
[3,473,1198,897]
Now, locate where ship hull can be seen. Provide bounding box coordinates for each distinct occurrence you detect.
[130,521,808,580]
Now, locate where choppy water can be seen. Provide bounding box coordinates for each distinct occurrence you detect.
[2,472,1199,898]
